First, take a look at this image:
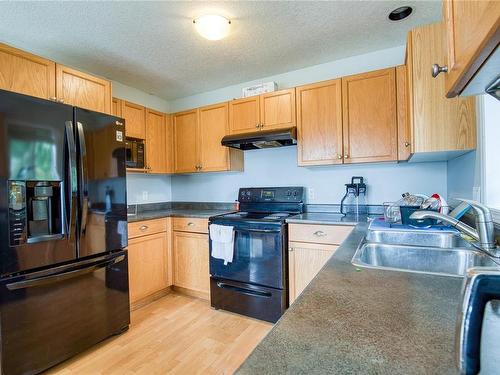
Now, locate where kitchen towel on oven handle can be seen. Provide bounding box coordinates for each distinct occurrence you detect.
[209,224,235,265]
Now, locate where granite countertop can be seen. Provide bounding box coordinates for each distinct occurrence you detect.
[127,208,234,222]
[286,212,378,225]
[237,223,463,374]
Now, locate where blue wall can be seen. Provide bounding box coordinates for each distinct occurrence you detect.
[171,147,447,204]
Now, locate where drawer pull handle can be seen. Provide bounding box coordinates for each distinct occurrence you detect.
[187,222,195,226]
[314,231,327,237]
[139,225,148,231]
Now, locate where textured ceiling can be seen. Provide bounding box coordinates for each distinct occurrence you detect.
[0,1,441,101]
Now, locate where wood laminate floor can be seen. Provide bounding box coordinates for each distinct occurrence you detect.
[46,293,272,375]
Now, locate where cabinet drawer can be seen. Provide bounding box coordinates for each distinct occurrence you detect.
[128,218,167,239]
[288,224,353,245]
[173,217,209,234]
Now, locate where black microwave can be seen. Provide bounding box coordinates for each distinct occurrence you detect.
[125,139,145,168]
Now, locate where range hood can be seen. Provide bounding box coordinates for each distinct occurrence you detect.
[221,127,297,150]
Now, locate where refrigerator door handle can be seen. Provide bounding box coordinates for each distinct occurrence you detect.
[64,121,77,240]
[77,122,89,237]
[5,254,125,291]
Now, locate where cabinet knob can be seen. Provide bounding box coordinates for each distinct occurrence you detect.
[344,155,349,159]
[432,64,448,78]
[404,142,411,148]
[187,222,195,226]
[289,247,294,252]
[139,225,148,231]
[337,154,343,159]
[260,124,264,129]
[313,231,327,237]
[256,124,260,128]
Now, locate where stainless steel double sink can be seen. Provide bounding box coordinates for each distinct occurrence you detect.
[352,227,500,277]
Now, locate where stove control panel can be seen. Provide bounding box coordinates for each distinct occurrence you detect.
[238,187,304,203]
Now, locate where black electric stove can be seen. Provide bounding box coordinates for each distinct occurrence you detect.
[209,187,304,323]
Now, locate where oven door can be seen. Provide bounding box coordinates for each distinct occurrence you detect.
[209,220,285,289]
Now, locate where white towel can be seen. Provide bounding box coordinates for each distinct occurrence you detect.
[210,224,235,265]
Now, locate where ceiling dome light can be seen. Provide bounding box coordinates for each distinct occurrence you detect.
[388,6,413,21]
[193,15,231,41]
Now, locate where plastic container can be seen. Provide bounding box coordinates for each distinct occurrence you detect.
[400,206,438,227]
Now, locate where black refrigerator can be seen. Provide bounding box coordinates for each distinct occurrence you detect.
[0,89,130,375]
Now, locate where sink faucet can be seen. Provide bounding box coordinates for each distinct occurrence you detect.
[410,199,498,257]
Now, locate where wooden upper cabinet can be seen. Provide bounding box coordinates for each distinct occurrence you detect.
[121,100,146,139]
[260,89,296,131]
[396,65,411,161]
[165,114,175,174]
[146,108,167,174]
[341,68,398,164]
[443,0,500,97]
[407,23,476,154]
[112,97,122,117]
[199,103,230,172]
[0,43,56,100]
[173,109,199,173]
[296,79,343,166]
[56,64,111,114]
[229,96,260,134]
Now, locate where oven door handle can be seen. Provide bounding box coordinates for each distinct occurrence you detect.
[216,282,272,298]
[234,228,281,234]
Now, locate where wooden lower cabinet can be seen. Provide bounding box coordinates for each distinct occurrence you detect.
[173,231,210,298]
[288,242,337,303]
[127,218,171,308]
[288,224,353,303]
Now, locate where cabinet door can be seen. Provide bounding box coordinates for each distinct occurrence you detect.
[296,79,343,165]
[342,68,398,164]
[199,102,230,172]
[443,0,500,97]
[121,100,146,139]
[408,23,476,153]
[146,109,167,173]
[112,97,122,117]
[56,64,111,114]
[229,96,260,134]
[165,114,175,174]
[128,232,169,304]
[0,43,55,100]
[173,231,210,295]
[260,89,296,131]
[396,65,411,161]
[288,242,337,303]
[173,109,199,173]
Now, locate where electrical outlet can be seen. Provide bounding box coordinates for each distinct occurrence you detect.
[142,191,149,201]
[308,188,315,202]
